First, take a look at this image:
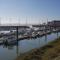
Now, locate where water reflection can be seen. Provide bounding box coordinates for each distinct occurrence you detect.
[3,45,14,50]
[0,32,60,60]
[3,42,18,49]
[45,35,47,44]
[57,32,59,38]
[2,36,19,57]
[2,40,19,60]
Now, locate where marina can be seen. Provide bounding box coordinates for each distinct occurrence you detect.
[0,20,60,60]
[0,25,60,45]
[0,30,60,60]
[0,0,60,60]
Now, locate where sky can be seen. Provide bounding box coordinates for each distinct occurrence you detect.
[0,0,60,24]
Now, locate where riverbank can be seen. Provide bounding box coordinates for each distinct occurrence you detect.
[16,37,60,60]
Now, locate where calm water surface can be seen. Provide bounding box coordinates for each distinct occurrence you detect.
[0,32,60,60]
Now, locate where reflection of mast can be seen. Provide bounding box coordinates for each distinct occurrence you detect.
[16,41,19,57]
[39,37,41,47]
[57,31,58,38]
[45,34,47,44]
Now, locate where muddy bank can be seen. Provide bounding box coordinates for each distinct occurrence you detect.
[16,37,60,60]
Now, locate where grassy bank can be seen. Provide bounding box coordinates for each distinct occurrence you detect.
[16,37,60,60]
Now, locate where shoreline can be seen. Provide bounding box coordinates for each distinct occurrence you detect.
[16,37,60,60]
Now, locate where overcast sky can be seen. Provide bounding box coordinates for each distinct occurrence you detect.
[0,0,60,24]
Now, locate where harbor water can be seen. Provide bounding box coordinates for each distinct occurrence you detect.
[0,31,60,60]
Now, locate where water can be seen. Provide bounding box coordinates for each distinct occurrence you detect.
[0,32,60,60]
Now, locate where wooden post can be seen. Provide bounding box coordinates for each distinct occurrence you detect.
[16,26,19,56]
[50,26,51,31]
[16,26,18,50]
[16,26,18,41]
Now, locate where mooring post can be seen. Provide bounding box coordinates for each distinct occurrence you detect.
[45,25,47,35]
[50,26,51,32]
[16,26,19,56]
[16,26,18,41]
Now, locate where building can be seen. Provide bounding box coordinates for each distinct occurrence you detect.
[47,20,60,30]
[47,20,60,27]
